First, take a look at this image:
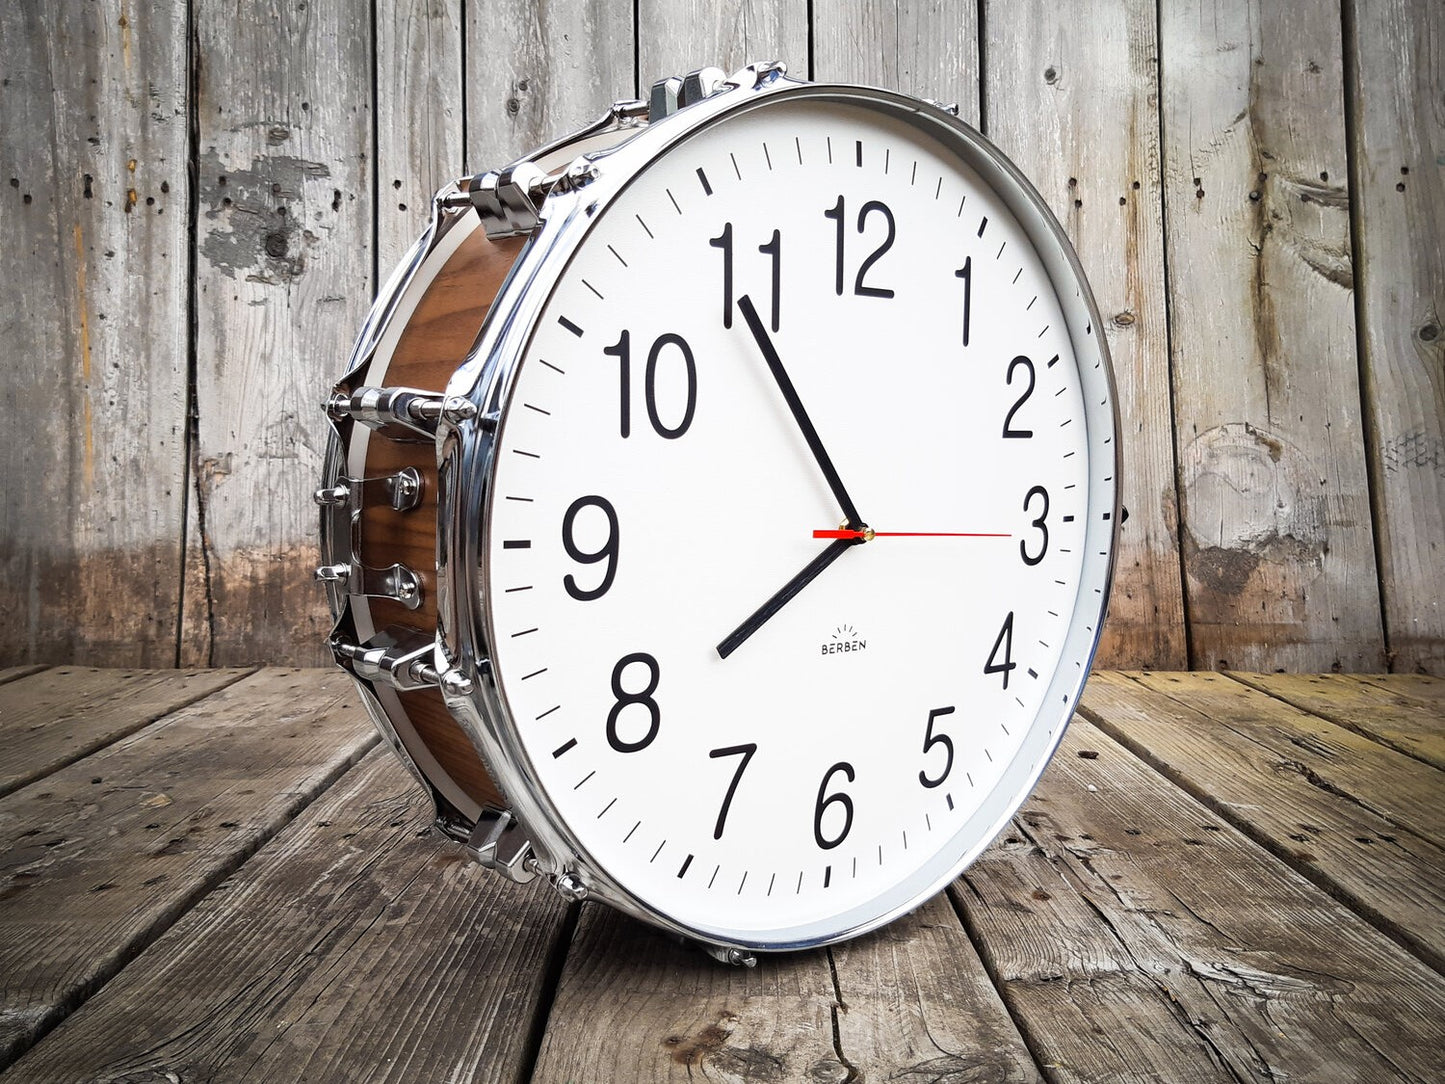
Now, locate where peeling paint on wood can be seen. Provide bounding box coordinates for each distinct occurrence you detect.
[185,0,372,666]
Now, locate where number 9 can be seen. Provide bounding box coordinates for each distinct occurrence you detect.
[562,495,619,601]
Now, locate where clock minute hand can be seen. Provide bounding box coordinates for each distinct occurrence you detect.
[737,294,864,530]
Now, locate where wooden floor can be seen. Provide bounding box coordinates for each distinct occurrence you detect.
[0,667,1441,1082]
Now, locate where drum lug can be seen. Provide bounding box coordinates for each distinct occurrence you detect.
[463,808,539,884]
[313,559,424,609]
[467,161,549,240]
[326,385,477,441]
[314,467,423,513]
[330,625,439,690]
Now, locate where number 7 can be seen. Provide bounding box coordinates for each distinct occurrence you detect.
[708,743,757,839]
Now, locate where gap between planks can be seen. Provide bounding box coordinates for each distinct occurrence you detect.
[0,668,377,1071]
[1081,671,1445,975]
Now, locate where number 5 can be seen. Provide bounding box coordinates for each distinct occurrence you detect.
[919,706,955,788]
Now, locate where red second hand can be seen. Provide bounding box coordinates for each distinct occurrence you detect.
[813,528,1011,539]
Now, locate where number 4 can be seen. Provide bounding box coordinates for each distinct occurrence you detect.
[985,612,1017,689]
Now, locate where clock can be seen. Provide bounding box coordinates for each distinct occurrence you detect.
[318,62,1118,962]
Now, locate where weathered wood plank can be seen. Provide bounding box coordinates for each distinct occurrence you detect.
[1082,671,1445,971]
[2,749,571,1084]
[187,0,372,666]
[1361,671,1445,707]
[1125,670,1445,847]
[466,0,634,171]
[1160,0,1383,671]
[377,0,464,270]
[0,668,46,688]
[1346,0,1445,675]
[957,718,1445,1082]
[0,667,253,798]
[638,0,809,89]
[531,905,846,1082]
[1227,671,1445,770]
[812,0,980,127]
[829,894,1042,1082]
[984,0,1187,669]
[0,0,189,666]
[532,887,1039,1080]
[0,668,376,1069]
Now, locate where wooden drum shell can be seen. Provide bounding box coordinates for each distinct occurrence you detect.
[344,213,525,820]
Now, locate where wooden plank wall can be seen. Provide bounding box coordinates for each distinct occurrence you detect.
[2,0,1440,673]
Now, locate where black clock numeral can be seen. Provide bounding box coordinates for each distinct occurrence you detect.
[955,256,972,346]
[561,495,618,601]
[606,330,698,439]
[1021,485,1050,566]
[919,706,956,789]
[1002,354,1035,438]
[606,652,661,752]
[708,742,757,839]
[985,612,1017,689]
[813,761,856,850]
[758,228,782,330]
[710,223,782,331]
[824,195,896,298]
[709,223,734,328]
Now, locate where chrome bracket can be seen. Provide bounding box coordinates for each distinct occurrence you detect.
[467,160,550,239]
[314,559,423,609]
[649,65,729,121]
[326,385,477,441]
[315,466,423,513]
[465,808,539,884]
[330,624,439,690]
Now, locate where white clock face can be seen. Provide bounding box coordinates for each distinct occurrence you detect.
[479,91,1114,947]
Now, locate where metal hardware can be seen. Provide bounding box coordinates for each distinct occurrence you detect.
[650,66,729,122]
[326,386,477,440]
[680,66,727,108]
[439,667,474,697]
[468,160,549,238]
[466,808,539,884]
[649,75,682,120]
[700,944,758,968]
[331,625,439,691]
[313,559,422,609]
[734,59,787,89]
[314,468,423,513]
[553,872,588,902]
[923,98,961,117]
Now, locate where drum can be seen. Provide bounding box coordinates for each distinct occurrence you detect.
[316,109,647,851]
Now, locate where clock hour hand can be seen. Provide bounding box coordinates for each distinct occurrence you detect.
[717,537,856,659]
[737,294,864,530]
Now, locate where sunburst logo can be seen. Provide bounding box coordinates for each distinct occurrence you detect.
[821,624,868,656]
